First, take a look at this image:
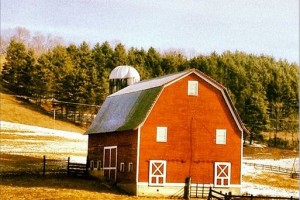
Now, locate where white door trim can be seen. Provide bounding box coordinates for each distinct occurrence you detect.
[149,160,167,186]
[103,146,117,182]
[214,162,231,187]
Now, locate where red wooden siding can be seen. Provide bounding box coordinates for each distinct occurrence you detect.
[88,130,138,183]
[138,73,242,184]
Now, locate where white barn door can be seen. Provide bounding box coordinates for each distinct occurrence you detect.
[149,160,166,186]
[214,162,231,187]
[103,146,117,182]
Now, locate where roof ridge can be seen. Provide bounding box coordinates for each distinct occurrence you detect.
[109,69,190,97]
[136,70,189,84]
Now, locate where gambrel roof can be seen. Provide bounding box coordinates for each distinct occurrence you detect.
[85,69,248,135]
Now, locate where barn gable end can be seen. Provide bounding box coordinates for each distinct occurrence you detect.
[85,69,247,135]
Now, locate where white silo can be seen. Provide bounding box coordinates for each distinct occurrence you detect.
[109,65,141,94]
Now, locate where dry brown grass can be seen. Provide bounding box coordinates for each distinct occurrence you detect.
[243,146,299,159]
[0,91,86,133]
[1,131,66,141]
[0,175,129,200]
[262,131,299,142]
[243,172,299,190]
[0,154,44,173]
[0,175,172,200]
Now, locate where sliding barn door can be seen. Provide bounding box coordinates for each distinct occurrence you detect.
[103,146,117,182]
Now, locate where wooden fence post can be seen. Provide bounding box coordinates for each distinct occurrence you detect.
[224,193,231,200]
[208,187,212,200]
[43,155,46,176]
[228,192,232,200]
[67,157,70,176]
[183,177,191,199]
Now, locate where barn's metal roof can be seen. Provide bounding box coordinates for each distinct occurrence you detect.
[85,68,249,135]
[85,86,162,134]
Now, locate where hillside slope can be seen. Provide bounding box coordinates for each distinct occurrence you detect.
[0,90,86,133]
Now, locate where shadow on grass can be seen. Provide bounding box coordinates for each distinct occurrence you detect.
[0,174,119,194]
[0,154,66,173]
[0,154,125,195]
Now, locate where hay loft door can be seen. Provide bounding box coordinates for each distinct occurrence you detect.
[103,146,117,182]
[149,160,166,186]
[214,162,231,187]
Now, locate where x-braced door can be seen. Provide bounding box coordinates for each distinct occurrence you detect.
[149,160,166,186]
[214,162,231,187]
[103,146,117,182]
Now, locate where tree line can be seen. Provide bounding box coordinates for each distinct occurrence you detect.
[1,28,299,146]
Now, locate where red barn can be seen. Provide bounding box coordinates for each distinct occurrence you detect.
[85,68,248,196]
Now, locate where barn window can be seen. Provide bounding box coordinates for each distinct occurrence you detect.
[90,160,94,170]
[188,81,198,96]
[128,162,133,172]
[120,162,125,172]
[97,160,102,170]
[216,129,227,144]
[156,127,167,142]
[214,162,231,187]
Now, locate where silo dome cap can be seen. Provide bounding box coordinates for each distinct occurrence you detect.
[109,65,140,81]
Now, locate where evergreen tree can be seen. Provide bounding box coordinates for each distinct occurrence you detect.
[146,47,163,77]
[112,43,128,66]
[2,40,35,95]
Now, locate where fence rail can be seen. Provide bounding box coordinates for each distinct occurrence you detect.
[67,157,88,176]
[243,162,299,178]
[190,183,210,198]
[208,187,299,200]
[0,155,87,176]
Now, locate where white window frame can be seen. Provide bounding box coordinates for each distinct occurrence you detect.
[156,127,167,142]
[90,160,94,170]
[188,80,198,96]
[149,160,167,186]
[214,162,231,187]
[128,162,133,172]
[216,129,227,144]
[120,162,125,172]
[97,160,102,170]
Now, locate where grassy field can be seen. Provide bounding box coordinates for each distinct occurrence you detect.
[243,146,299,159]
[0,89,86,133]
[0,175,146,200]
[243,172,299,190]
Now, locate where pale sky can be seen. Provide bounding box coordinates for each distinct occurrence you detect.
[1,0,299,64]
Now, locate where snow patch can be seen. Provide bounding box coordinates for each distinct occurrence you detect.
[1,121,88,162]
[1,121,87,140]
[242,182,299,197]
